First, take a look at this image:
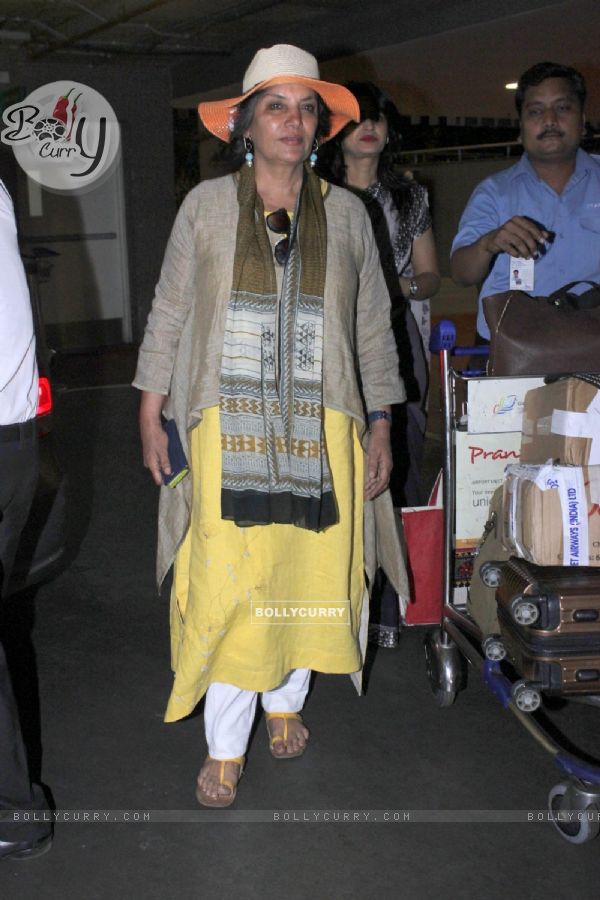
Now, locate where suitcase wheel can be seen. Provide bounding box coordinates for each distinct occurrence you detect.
[511,596,540,627]
[548,781,600,844]
[482,635,506,662]
[511,679,542,713]
[479,561,503,589]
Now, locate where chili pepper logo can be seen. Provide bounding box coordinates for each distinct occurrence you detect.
[53,87,73,125]
[31,87,83,145]
[66,92,82,141]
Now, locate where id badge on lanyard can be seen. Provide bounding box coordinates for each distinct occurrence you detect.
[509,257,535,291]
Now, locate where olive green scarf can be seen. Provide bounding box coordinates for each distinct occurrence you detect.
[219,163,337,530]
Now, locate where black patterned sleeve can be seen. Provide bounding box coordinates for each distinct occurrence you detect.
[411,182,432,239]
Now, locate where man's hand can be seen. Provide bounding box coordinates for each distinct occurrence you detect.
[452,216,550,287]
[364,420,393,501]
[481,216,549,259]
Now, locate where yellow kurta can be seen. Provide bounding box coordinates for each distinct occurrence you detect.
[165,405,365,722]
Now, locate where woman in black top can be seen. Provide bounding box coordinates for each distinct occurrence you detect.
[318,81,441,646]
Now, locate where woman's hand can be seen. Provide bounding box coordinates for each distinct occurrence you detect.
[400,227,441,300]
[139,391,170,486]
[364,420,393,501]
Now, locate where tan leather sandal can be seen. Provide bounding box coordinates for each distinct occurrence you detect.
[195,755,245,808]
[265,712,308,759]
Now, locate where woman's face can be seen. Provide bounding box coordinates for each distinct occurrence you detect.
[341,114,388,161]
[246,83,319,169]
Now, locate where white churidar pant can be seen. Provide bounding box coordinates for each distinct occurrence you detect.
[204,668,311,759]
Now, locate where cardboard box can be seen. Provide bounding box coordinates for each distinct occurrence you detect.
[521,378,600,466]
[503,464,600,566]
[455,429,521,548]
[467,377,544,434]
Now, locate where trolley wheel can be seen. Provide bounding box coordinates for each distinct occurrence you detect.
[432,687,456,708]
[548,783,600,844]
[424,629,467,707]
[511,680,541,713]
[479,561,504,589]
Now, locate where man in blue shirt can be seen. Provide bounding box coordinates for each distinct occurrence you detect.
[451,62,600,339]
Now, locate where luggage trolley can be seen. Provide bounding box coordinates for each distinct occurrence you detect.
[423,319,600,844]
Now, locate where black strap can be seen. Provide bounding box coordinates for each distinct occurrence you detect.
[547,280,600,310]
[360,192,406,318]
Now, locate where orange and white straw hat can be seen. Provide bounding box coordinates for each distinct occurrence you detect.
[198,44,360,143]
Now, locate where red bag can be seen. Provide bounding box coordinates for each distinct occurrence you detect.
[402,472,444,625]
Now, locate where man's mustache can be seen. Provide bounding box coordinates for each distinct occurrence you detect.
[538,128,564,139]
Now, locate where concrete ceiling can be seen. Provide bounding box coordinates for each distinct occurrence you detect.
[0,0,566,100]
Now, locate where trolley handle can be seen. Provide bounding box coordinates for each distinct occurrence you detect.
[453,346,488,376]
[429,320,489,375]
[452,346,489,357]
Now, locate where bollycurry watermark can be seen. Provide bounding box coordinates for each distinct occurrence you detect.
[250,599,350,625]
[4,809,597,824]
[1,81,120,192]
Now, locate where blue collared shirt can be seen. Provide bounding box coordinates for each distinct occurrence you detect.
[451,149,600,337]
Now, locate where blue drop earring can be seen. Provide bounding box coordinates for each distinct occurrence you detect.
[244,137,254,167]
[309,139,318,168]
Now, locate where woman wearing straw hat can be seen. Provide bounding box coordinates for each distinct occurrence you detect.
[134,45,407,807]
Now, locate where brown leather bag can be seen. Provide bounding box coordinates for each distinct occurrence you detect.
[483,281,600,376]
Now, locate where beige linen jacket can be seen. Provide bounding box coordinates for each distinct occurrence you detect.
[133,175,409,677]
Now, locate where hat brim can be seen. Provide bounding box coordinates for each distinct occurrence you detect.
[198,75,360,143]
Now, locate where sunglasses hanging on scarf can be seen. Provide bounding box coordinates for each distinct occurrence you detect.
[265,207,292,266]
